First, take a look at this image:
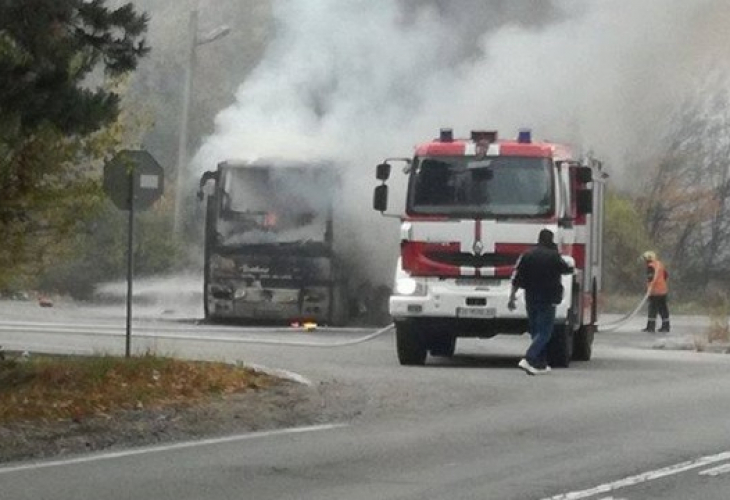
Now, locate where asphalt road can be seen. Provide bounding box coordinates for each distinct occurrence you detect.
[1,299,730,500]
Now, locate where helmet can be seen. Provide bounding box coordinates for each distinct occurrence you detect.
[642,251,656,261]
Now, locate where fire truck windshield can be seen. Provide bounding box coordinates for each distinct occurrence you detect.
[408,156,553,217]
[216,166,333,247]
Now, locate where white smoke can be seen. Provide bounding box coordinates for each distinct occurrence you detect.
[193,0,730,286]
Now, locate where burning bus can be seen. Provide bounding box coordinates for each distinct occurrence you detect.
[198,159,352,325]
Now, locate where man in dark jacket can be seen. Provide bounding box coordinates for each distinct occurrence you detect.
[508,229,573,375]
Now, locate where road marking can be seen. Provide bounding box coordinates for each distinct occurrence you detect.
[0,423,346,475]
[0,342,94,355]
[0,321,394,348]
[0,319,374,335]
[247,363,313,385]
[542,451,730,499]
[699,463,730,476]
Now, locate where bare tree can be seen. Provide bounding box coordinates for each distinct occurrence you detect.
[640,70,730,293]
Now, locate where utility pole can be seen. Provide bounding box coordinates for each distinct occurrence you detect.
[174,0,230,233]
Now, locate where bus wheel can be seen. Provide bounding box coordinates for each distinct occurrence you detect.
[396,321,427,366]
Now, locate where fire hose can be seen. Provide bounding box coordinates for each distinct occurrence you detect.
[218,292,650,347]
[214,323,396,348]
[294,290,652,345]
[595,290,650,333]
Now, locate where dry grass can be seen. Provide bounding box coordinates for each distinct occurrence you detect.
[0,353,280,424]
[707,316,730,344]
[707,290,730,344]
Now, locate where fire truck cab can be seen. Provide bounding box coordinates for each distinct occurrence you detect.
[373,128,605,366]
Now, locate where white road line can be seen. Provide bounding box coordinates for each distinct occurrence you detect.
[0,322,393,348]
[247,363,313,385]
[0,423,347,475]
[542,451,730,499]
[699,463,730,476]
[0,343,95,355]
[0,320,373,335]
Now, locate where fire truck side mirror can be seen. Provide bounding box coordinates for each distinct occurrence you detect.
[198,170,218,201]
[576,166,593,183]
[376,163,391,181]
[373,184,389,212]
[576,189,593,215]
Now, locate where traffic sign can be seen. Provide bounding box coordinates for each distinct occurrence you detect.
[104,150,164,211]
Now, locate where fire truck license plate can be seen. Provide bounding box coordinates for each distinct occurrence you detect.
[457,307,496,318]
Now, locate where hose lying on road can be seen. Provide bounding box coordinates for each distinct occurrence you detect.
[274,323,395,347]
[191,323,397,348]
[245,289,650,347]
[218,290,651,347]
[595,291,650,333]
[232,289,652,348]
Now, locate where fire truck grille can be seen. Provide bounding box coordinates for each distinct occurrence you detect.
[425,251,519,268]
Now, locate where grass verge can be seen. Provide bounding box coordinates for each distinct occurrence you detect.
[0,352,281,425]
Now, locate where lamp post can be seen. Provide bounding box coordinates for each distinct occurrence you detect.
[174,2,230,233]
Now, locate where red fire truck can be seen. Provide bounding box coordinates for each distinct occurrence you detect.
[373,128,606,366]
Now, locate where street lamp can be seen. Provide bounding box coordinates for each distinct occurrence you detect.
[174,4,230,233]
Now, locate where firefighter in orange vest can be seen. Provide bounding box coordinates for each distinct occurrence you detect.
[641,251,670,333]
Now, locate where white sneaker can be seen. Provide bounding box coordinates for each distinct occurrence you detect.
[536,365,552,375]
[518,358,538,376]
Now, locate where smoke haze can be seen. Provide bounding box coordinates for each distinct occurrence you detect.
[193,0,730,286]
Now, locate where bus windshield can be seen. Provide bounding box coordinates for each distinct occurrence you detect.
[408,156,553,217]
[216,166,334,246]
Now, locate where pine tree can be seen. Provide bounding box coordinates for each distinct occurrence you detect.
[0,0,150,291]
[0,0,149,135]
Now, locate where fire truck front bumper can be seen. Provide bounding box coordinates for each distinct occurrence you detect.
[389,278,570,322]
[390,279,515,320]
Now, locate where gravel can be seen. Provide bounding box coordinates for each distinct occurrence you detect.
[0,378,366,465]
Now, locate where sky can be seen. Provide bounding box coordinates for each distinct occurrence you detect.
[191,0,730,285]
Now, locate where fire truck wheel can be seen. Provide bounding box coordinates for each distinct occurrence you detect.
[396,321,427,366]
[548,321,574,368]
[572,325,594,361]
[590,278,598,324]
[428,335,456,357]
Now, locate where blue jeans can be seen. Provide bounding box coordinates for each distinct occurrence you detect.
[525,299,556,368]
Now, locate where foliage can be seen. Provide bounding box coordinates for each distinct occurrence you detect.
[603,190,654,293]
[0,82,165,294]
[0,1,155,293]
[706,289,730,344]
[0,122,109,290]
[38,195,187,300]
[0,0,149,135]
[638,70,730,293]
[0,353,278,424]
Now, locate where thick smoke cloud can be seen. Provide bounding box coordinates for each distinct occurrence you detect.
[193,0,730,286]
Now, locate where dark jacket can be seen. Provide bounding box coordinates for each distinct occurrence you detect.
[512,243,572,305]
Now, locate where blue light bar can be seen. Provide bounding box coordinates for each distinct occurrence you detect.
[517,128,532,144]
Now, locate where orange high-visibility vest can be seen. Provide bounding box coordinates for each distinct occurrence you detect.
[648,260,668,296]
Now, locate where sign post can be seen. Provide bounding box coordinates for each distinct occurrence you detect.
[104,150,164,357]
